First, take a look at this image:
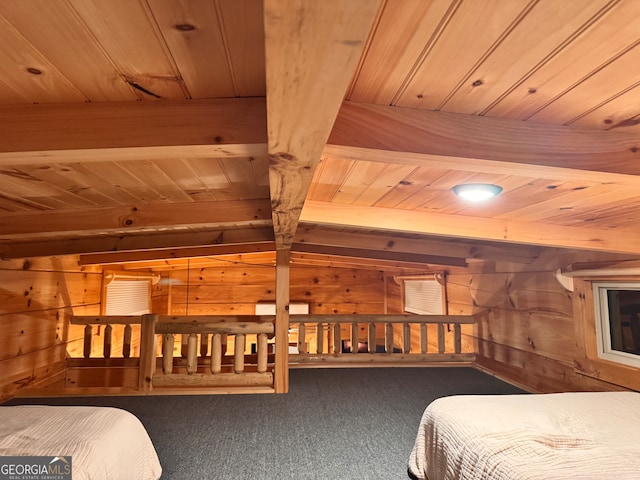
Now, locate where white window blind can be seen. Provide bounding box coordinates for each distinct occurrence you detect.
[403,278,444,315]
[105,279,151,315]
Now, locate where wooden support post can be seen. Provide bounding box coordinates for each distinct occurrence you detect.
[257,333,268,373]
[103,324,112,359]
[274,248,290,393]
[437,323,445,354]
[351,322,358,354]
[83,324,92,358]
[385,323,393,353]
[123,323,132,358]
[139,314,158,392]
[211,333,222,374]
[420,323,428,354]
[298,323,306,354]
[368,323,376,353]
[454,324,462,354]
[162,333,174,375]
[316,322,324,354]
[403,323,411,354]
[333,323,341,354]
[234,334,246,374]
[187,333,198,374]
[200,333,209,357]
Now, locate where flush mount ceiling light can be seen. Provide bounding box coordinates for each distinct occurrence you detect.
[452,183,503,201]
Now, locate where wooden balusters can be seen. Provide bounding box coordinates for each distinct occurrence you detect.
[210,333,222,374]
[298,323,306,354]
[163,334,174,374]
[333,323,341,354]
[351,322,358,354]
[187,333,198,374]
[257,333,268,373]
[368,323,376,353]
[200,334,209,357]
[316,322,324,354]
[437,324,445,354]
[454,324,462,354]
[420,323,428,354]
[103,324,113,358]
[234,334,246,373]
[403,323,411,354]
[123,323,132,358]
[83,324,92,358]
[385,323,393,353]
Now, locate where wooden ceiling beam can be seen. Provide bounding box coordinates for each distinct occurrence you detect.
[326,102,640,185]
[295,225,544,264]
[291,242,466,267]
[0,98,267,165]
[0,199,271,238]
[264,0,382,250]
[300,200,640,255]
[1,227,275,260]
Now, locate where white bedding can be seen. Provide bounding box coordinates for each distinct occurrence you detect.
[0,405,162,480]
[408,391,640,480]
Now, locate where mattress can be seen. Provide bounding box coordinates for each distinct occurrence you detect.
[0,405,162,480]
[408,391,640,480]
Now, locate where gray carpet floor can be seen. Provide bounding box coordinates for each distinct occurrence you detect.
[6,367,524,479]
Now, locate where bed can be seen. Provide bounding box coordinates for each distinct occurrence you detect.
[408,391,640,480]
[0,405,162,480]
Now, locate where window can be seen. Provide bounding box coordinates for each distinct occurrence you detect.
[400,274,445,315]
[105,278,151,315]
[593,281,640,368]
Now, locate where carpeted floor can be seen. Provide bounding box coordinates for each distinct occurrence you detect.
[6,367,524,479]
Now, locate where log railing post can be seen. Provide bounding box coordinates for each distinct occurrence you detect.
[257,333,268,373]
[454,324,462,354]
[333,323,341,354]
[298,323,306,354]
[316,322,324,354]
[351,322,358,354]
[200,333,209,357]
[139,314,158,392]
[83,324,92,358]
[234,334,246,374]
[274,248,290,393]
[187,333,198,374]
[210,333,222,374]
[385,323,393,353]
[437,323,445,354]
[103,324,113,359]
[368,323,376,353]
[420,323,428,354]
[403,323,411,354]
[162,333,174,375]
[123,323,132,358]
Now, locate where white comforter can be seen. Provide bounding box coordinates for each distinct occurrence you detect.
[0,405,162,480]
[408,391,640,480]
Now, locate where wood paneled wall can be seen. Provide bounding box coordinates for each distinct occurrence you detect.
[0,256,101,401]
[162,265,391,315]
[447,256,636,393]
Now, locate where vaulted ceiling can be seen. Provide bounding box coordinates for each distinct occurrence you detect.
[1,0,640,270]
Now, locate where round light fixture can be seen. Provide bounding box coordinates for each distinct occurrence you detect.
[452,183,503,201]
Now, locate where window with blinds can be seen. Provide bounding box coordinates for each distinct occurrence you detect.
[105,279,151,315]
[403,277,444,315]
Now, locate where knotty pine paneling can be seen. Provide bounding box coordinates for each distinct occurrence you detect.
[0,256,101,400]
[449,255,634,393]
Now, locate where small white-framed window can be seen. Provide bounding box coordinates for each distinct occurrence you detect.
[400,274,445,315]
[105,277,151,315]
[593,281,640,368]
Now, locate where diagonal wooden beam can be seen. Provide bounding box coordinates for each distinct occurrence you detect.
[326,102,640,185]
[300,200,640,255]
[0,199,272,238]
[0,98,267,165]
[264,0,382,250]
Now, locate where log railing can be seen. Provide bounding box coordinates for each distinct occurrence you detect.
[288,314,475,364]
[70,314,277,393]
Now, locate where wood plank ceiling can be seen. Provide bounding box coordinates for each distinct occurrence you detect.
[1,0,640,268]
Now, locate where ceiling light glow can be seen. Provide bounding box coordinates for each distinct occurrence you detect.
[452,183,503,201]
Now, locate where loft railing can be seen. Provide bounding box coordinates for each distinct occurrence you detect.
[69,314,277,393]
[288,314,476,364]
[66,313,476,393]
